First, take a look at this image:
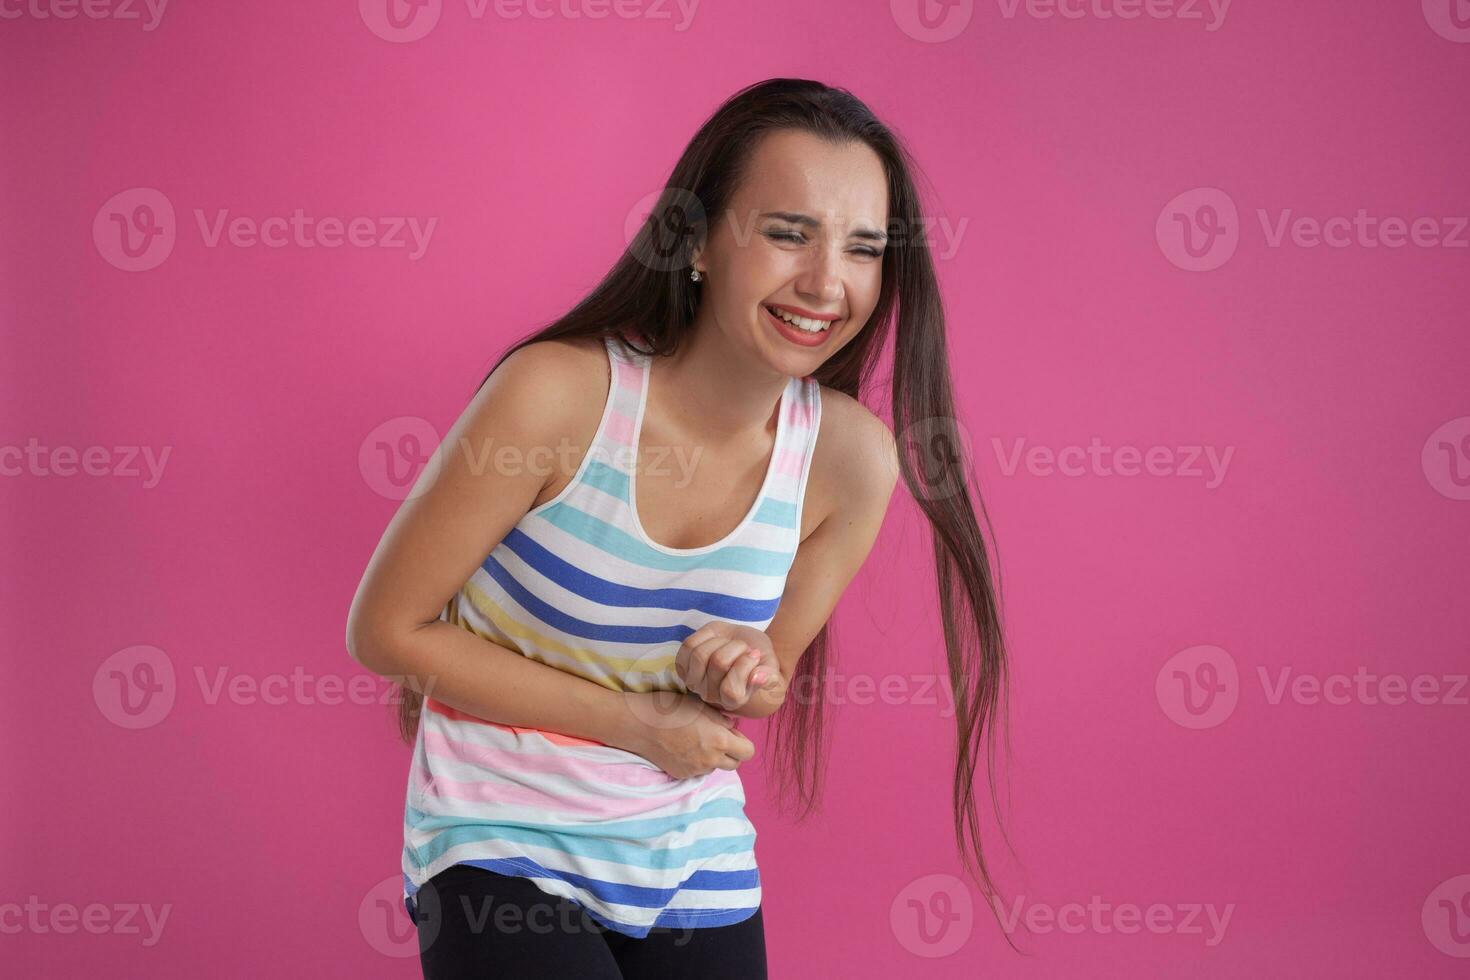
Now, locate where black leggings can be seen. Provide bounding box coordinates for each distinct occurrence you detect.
[414,863,768,979]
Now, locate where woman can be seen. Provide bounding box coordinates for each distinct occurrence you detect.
[347,77,1011,978]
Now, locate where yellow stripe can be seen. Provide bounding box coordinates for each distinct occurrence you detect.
[455,582,679,693]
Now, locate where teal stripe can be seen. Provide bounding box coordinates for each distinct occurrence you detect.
[578,458,631,501]
[408,810,756,870]
[581,459,796,531]
[752,495,797,528]
[410,794,750,840]
[538,500,794,576]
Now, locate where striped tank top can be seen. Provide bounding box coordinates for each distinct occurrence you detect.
[401,331,823,938]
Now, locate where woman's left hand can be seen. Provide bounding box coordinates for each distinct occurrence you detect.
[675,621,782,713]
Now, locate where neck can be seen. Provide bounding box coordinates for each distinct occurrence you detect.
[650,318,786,444]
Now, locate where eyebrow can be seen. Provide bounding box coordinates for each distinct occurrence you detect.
[759,210,889,244]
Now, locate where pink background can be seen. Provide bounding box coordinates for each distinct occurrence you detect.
[4,0,1469,976]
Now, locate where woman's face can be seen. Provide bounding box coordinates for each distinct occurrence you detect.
[693,129,888,377]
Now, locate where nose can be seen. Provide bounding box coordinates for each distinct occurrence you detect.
[794,243,844,308]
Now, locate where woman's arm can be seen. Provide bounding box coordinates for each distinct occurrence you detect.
[679,395,900,720]
[346,341,643,747]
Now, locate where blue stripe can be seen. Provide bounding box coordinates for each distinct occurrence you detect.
[499,527,781,622]
[408,855,759,913]
[408,806,756,871]
[481,553,696,644]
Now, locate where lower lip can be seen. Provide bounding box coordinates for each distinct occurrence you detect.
[762,306,836,348]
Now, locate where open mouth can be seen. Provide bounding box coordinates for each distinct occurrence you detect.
[762,304,838,346]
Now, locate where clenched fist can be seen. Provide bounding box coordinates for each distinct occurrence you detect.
[675,621,782,713]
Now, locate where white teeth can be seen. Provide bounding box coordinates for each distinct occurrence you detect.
[767,306,830,332]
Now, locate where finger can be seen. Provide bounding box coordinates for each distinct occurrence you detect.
[702,701,739,728]
[706,640,753,700]
[690,637,741,702]
[718,646,762,708]
[682,636,717,692]
[723,732,755,762]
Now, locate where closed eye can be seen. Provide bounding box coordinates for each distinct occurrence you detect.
[763,230,883,258]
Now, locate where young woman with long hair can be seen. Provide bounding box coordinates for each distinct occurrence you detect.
[347,77,1012,978]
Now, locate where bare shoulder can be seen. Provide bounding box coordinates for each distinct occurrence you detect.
[482,334,607,404]
[804,383,901,533]
[458,335,611,491]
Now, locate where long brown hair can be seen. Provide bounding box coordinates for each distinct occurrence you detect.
[394,77,1016,943]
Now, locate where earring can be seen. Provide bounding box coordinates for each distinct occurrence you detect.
[689,268,702,283]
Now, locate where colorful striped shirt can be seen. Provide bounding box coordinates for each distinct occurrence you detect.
[401,331,823,938]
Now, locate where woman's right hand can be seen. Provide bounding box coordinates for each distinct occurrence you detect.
[619,691,755,779]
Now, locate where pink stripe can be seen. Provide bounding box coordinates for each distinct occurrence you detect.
[603,405,637,446]
[614,357,641,391]
[426,724,681,790]
[421,742,731,820]
[773,448,805,478]
[786,393,816,428]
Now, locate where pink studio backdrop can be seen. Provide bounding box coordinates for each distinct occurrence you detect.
[4,1,1468,977]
